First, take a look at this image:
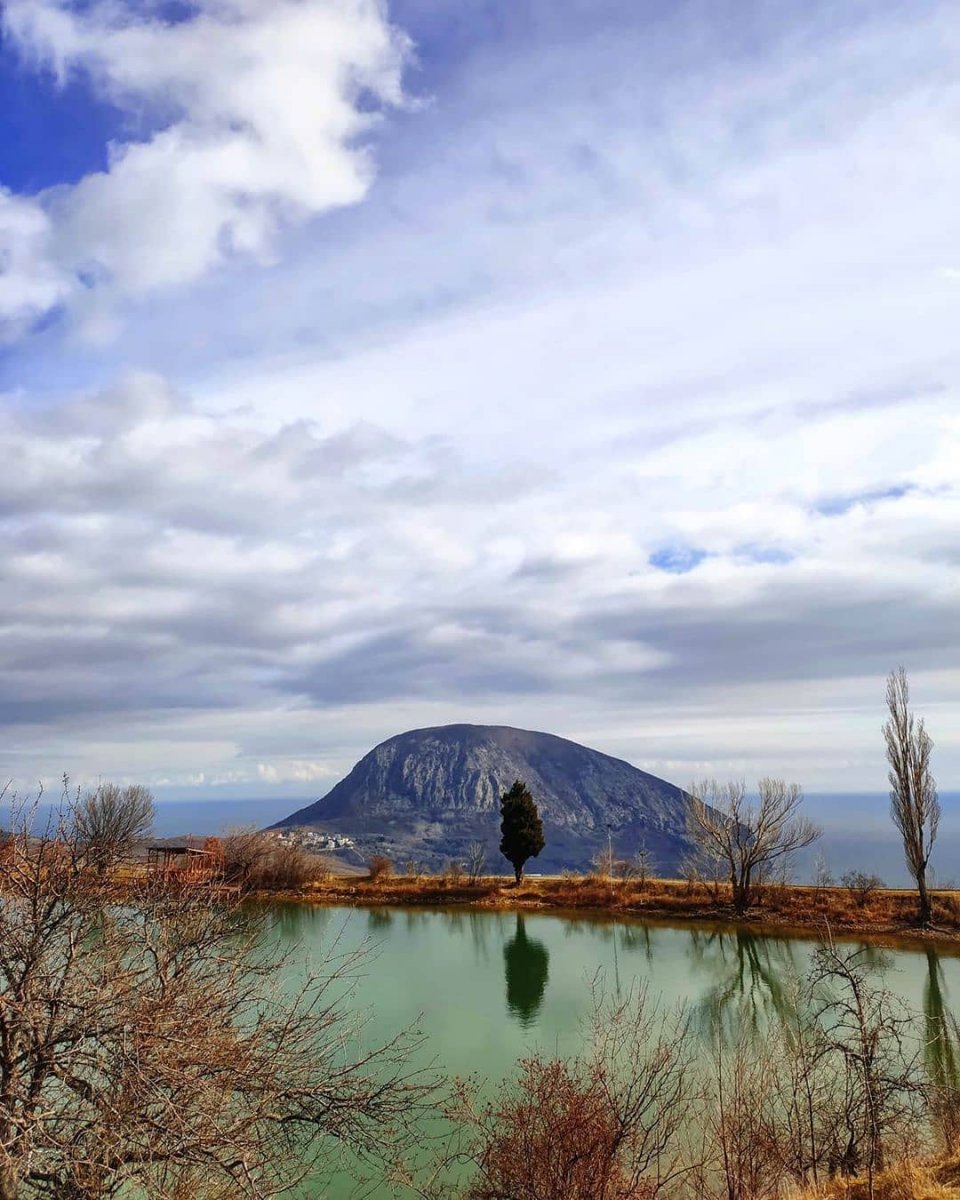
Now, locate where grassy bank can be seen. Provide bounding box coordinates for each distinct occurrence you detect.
[262,871,960,946]
[796,1152,960,1199]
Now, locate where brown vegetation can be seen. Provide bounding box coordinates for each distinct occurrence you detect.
[220,827,330,890]
[802,1155,960,1199]
[367,852,395,882]
[0,794,432,1200]
[285,871,960,946]
[456,987,693,1200]
[402,945,957,1200]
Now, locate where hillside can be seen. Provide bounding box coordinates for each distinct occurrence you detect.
[275,724,700,873]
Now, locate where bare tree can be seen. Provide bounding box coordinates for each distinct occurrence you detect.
[812,852,834,902]
[807,940,925,1199]
[73,782,155,873]
[697,1031,777,1200]
[687,778,820,913]
[883,666,940,926]
[634,839,656,890]
[466,841,487,884]
[591,845,615,880]
[0,792,431,1200]
[694,947,929,1200]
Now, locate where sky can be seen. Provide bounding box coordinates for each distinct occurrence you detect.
[0,0,957,817]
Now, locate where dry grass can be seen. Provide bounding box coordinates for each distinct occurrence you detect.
[278,872,960,945]
[794,1154,960,1199]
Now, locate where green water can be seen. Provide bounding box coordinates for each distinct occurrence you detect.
[265,904,960,1197]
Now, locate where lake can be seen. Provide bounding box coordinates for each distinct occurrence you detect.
[264,903,960,1197]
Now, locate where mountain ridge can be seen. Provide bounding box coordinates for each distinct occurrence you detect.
[276,723,700,872]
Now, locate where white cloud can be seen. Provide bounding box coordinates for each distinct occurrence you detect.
[257,760,338,784]
[1,0,959,797]
[0,369,956,793]
[0,189,71,337]
[1,0,407,322]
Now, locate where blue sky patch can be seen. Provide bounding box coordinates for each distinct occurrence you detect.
[735,545,794,565]
[816,484,914,518]
[649,545,708,574]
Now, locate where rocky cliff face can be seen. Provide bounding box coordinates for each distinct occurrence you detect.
[277,725,699,873]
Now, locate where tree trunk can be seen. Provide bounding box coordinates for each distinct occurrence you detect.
[514,865,522,884]
[732,868,750,913]
[0,1164,19,1200]
[917,869,932,927]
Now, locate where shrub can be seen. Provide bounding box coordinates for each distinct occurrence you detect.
[936,891,960,928]
[0,793,430,1198]
[590,847,615,879]
[368,854,393,882]
[257,841,325,890]
[459,988,692,1200]
[841,870,886,909]
[444,860,465,884]
[221,827,274,886]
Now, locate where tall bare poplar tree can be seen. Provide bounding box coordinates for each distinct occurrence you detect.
[883,666,939,926]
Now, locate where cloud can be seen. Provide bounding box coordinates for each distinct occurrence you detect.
[0,189,71,338]
[256,760,338,784]
[0,367,956,793]
[0,0,408,330]
[0,0,958,796]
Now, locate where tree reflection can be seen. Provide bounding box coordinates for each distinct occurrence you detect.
[466,911,492,962]
[687,927,804,1041]
[366,907,394,932]
[269,900,335,943]
[440,910,494,961]
[503,915,550,1027]
[618,921,655,966]
[923,946,960,1135]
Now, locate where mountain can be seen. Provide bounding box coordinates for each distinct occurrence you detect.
[275,724,701,874]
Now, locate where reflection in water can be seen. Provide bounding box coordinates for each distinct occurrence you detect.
[268,900,336,942]
[503,915,550,1026]
[466,911,493,963]
[439,910,495,963]
[924,947,960,1104]
[687,927,804,1040]
[367,908,395,932]
[618,921,654,967]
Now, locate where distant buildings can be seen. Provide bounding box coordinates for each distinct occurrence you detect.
[269,828,354,852]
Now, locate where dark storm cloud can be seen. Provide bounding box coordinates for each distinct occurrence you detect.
[583,582,960,695]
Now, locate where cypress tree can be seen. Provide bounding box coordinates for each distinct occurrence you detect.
[499,779,545,884]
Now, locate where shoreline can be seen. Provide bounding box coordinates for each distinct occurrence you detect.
[252,874,960,952]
